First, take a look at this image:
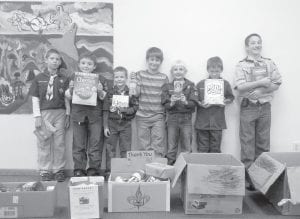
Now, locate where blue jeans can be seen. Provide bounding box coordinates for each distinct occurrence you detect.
[166,113,192,164]
[72,117,103,171]
[240,102,271,171]
[196,129,222,153]
[37,109,66,174]
[136,114,166,157]
[105,119,132,171]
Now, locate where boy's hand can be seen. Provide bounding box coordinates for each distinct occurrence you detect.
[224,98,233,105]
[180,94,188,105]
[69,80,74,95]
[198,101,211,108]
[35,116,42,129]
[119,107,128,113]
[248,89,263,100]
[65,115,70,129]
[104,128,110,137]
[97,82,103,91]
[170,95,177,106]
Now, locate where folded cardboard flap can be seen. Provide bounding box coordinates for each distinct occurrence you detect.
[111,157,167,174]
[172,153,244,189]
[249,152,287,194]
[265,152,300,167]
[145,162,175,181]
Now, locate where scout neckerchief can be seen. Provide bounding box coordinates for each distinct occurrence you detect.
[46,74,57,101]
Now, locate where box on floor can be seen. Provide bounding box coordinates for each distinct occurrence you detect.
[172,153,245,215]
[69,176,104,219]
[0,181,56,218]
[249,152,300,215]
[108,157,170,212]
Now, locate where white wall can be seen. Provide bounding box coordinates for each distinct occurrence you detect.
[1,0,300,169]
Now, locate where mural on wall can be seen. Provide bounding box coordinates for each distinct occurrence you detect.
[0,1,113,114]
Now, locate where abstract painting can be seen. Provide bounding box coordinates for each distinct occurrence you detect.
[0,1,113,113]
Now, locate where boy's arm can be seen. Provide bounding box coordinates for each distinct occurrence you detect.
[234,63,271,92]
[161,83,175,110]
[224,80,235,104]
[184,83,197,109]
[121,95,139,115]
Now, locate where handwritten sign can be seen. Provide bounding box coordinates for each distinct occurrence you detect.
[112,95,129,108]
[204,79,224,105]
[127,151,154,162]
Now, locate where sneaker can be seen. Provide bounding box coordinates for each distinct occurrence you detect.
[74,169,86,177]
[40,172,52,181]
[87,168,99,176]
[55,170,65,182]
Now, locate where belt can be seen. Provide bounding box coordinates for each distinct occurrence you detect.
[241,98,269,107]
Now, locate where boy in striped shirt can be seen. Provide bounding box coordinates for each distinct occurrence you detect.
[131,47,169,157]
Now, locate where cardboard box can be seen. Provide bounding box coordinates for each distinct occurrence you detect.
[0,181,56,218]
[172,153,245,214]
[108,157,170,212]
[69,177,104,219]
[248,152,300,215]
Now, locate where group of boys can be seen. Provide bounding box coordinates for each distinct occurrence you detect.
[30,33,281,191]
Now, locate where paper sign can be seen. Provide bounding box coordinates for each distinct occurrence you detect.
[127,151,154,162]
[72,72,99,106]
[112,95,129,108]
[69,185,99,219]
[173,81,184,99]
[204,79,224,105]
[0,207,18,218]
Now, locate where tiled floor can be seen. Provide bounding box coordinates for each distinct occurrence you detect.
[0,175,299,219]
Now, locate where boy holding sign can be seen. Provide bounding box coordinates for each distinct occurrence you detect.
[103,66,139,174]
[195,56,234,153]
[161,60,198,165]
[65,52,108,177]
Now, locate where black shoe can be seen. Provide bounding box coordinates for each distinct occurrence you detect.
[74,169,86,177]
[40,172,53,181]
[246,184,256,191]
[87,168,99,176]
[54,170,65,182]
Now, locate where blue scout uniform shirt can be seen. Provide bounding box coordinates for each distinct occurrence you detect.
[161,78,198,114]
[195,78,234,130]
[29,68,69,110]
[234,56,282,103]
[103,85,139,121]
[70,73,111,123]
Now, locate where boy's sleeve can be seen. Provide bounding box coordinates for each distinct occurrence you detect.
[32,96,41,117]
[98,75,108,100]
[123,95,139,116]
[161,83,174,110]
[185,83,197,109]
[270,61,282,85]
[29,77,39,97]
[234,63,247,90]
[102,89,112,111]
[196,81,204,102]
[224,80,235,101]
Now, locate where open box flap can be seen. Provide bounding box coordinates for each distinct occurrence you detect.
[187,164,245,196]
[287,166,300,204]
[111,157,167,173]
[248,152,286,194]
[171,153,188,188]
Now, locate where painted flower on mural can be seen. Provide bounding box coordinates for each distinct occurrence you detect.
[7,12,30,31]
